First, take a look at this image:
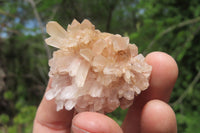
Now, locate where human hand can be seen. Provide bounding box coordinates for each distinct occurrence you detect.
[33,52,178,133]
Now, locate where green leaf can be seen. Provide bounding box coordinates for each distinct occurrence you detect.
[0,114,9,124]
[3,90,14,100]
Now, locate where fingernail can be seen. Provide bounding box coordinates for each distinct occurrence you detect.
[72,124,90,133]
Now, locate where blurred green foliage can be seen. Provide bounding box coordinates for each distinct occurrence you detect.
[0,0,200,132]
[0,114,9,125]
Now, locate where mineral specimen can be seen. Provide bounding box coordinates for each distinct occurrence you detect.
[45,19,152,113]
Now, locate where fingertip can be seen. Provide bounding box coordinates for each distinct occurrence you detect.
[72,112,123,133]
[145,52,178,101]
[146,52,178,83]
[141,100,177,133]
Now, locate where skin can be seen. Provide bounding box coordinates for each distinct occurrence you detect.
[33,51,178,133]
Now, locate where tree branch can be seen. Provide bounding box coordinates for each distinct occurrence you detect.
[27,0,51,59]
[171,70,200,107]
[174,24,200,60]
[143,17,200,54]
[49,5,59,21]
[106,7,114,32]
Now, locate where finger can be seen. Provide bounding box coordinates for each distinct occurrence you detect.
[122,52,178,133]
[33,79,74,133]
[72,112,123,133]
[141,100,177,133]
[144,52,178,102]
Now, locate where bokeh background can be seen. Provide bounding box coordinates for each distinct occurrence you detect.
[0,0,200,132]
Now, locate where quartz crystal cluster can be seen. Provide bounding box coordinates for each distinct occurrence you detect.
[45,19,152,113]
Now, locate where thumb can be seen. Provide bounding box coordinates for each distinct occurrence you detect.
[72,112,123,133]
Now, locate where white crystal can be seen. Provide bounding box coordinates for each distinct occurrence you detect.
[67,57,81,76]
[92,39,107,55]
[65,100,76,110]
[75,61,90,87]
[46,21,67,38]
[80,48,94,62]
[107,35,129,51]
[56,101,64,111]
[59,85,78,100]
[89,82,103,97]
[92,55,108,67]
[45,87,61,100]
[123,90,135,100]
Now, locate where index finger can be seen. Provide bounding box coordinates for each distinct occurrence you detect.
[33,79,74,133]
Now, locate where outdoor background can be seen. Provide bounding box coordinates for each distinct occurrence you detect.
[0,0,200,132]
